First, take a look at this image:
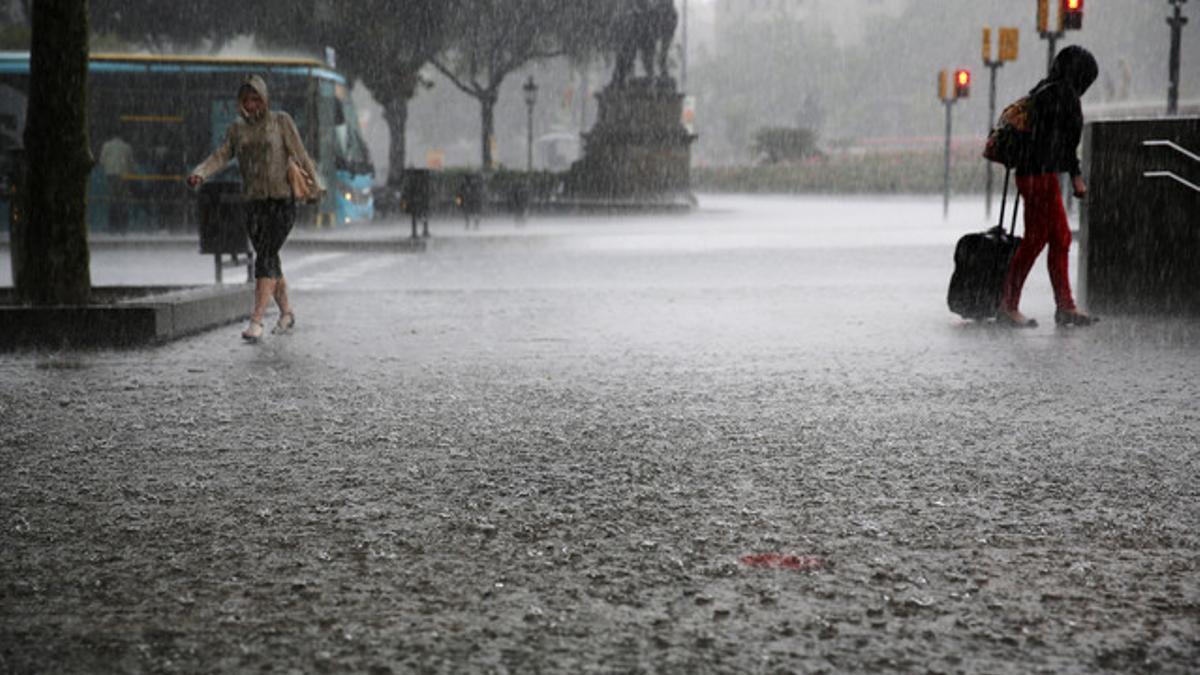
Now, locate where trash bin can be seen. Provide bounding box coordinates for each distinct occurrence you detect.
[197,182,251,283]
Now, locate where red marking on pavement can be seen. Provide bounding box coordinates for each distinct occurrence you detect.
[739,553,825,571]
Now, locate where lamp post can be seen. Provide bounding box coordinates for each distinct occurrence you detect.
[681,0,689,90]
[523,76,538,172]
[1168,0,1189,115]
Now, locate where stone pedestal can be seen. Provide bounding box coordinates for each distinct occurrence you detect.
[565,79,696,204]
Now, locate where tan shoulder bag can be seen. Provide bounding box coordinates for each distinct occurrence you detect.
[287,158,318,203]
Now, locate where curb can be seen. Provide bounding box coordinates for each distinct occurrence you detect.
[0,284,254,349]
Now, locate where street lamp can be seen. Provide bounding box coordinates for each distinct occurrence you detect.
[523,76,538,172]
[681,0,689,90]
[1168,0,1189,115]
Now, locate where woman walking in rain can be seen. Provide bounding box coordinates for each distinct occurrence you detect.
[999,46,1098,328]
[188,75,321,341]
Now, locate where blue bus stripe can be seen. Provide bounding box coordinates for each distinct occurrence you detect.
[0,58,345,84]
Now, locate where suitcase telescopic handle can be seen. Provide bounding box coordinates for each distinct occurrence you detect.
[997,167,1020,238]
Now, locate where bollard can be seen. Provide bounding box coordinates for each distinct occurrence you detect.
[403,169,431,240]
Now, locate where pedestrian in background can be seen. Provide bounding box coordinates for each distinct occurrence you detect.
[98,128,134,234]
[1000,46,1098,328]
[187,75,321,341]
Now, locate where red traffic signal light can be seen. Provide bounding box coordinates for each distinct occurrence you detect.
[954,69,971,98]
[1062,0,1083,30]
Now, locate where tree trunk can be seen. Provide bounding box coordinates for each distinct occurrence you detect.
[382,94,409,187]
[480,93,496,170]
[16,0,92,305]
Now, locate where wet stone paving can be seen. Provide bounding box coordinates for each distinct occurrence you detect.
[1,195,1198,673]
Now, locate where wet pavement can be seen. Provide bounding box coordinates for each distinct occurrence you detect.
[2,194,1198,673]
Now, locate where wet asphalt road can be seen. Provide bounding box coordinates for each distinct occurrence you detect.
[1,195,1198,673]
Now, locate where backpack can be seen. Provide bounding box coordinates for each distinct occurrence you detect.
[982,95,1034,167]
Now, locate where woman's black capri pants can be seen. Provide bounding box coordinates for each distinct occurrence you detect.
[245,199,296,279]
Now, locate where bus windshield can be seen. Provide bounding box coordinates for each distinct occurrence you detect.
[333,83,371,175]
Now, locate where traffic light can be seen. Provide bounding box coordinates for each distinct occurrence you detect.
[939,69,948,101]
[1061,0,1083,30]
[954,69,971,98]
[1038,0,1051,33]
[998,28,1020,62]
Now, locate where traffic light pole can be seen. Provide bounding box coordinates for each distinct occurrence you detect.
[1168,0,1189,115]
[984,61,1003,220]
[1041,30,1062,74]
[943,99,956,219]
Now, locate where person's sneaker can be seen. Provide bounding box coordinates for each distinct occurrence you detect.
[1055,309,1097,327]
[997,310,1038,328]
[242,320,264,342]
[272,312,295,335]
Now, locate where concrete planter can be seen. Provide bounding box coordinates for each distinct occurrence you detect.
[0,284,253,349]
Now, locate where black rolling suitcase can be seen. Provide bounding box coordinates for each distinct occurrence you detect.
[947,168,1022,320]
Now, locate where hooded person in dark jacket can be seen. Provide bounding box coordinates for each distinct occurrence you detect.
[1000,46,1099,328]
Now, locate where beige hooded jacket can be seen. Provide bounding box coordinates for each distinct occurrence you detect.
[191,75,322,200]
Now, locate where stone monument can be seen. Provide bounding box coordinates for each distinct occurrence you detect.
[564,0,696,205]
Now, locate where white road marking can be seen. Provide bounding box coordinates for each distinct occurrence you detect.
[285,252,350,274]
[291,255,395,290]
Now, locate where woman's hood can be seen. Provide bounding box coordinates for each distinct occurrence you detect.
[238,74,270,124]
[1049,46,1098,97]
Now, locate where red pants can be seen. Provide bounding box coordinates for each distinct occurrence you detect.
[1002,174,1077,312]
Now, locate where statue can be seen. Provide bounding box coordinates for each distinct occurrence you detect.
[611,0,678,88]
[568,0,695,205]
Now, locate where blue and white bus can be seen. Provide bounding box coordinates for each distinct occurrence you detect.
[0,52,374,232]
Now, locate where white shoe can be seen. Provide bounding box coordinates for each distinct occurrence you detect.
[272,312,295,335]
[242,320,264,341]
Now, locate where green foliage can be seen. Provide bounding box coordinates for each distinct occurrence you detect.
[90,0,253,51]
[0,0,29,49]
[694,149,988,195]
[0,23,29,50]
[752,127,818,165]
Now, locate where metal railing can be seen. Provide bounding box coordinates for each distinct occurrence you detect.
[1142,139,1200,193]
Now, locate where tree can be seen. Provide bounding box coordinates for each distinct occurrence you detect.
[314,1,454,185]
[753,127,818,164]
[90,0,250,50]
[15,0,92,305]
[432,0,575,169]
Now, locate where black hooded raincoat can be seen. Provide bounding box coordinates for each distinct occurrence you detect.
[1016,46,1099,178]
